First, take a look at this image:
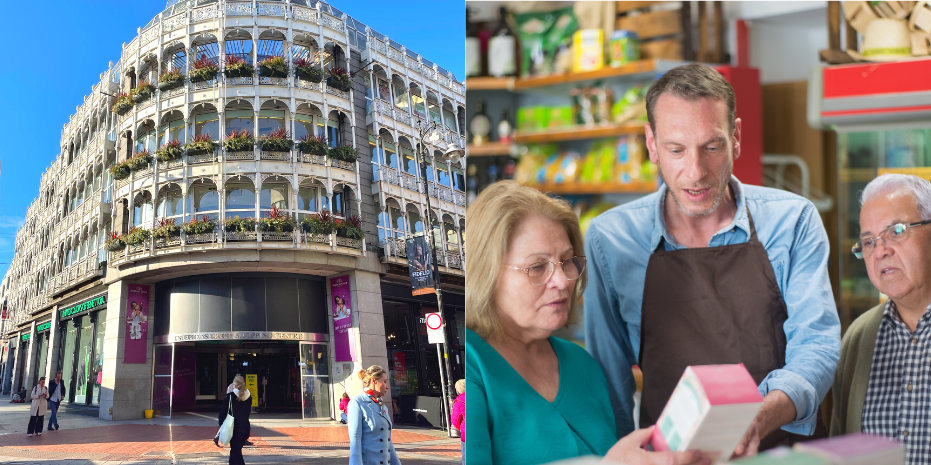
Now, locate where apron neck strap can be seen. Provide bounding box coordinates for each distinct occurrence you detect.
[656,205,759,252]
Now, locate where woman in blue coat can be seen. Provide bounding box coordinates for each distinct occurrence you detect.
[348,365,401,465]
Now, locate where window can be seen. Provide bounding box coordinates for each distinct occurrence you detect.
[133,200,153,227]
[194,112,219,139]
[393,81,409,110]
[377,79,391,102]
[332,191,347,217]
[156,186,183,219]
[158,119,185,145]
[428,101,442,126]
[437,166,451,187]
[225,110,254,135]
[186,181,219,217]
[225,181,255,218]
[452,168,465,191]
[411,91,426,118]
[445,223,458,244]
[408,209,423,233]
[385,143,399,170]
[327,119,340,147]
[258,110,285,136]
[294,113,317,141]
[444,108,458,134]
[136,129,157,153]
[390,207,404,231]
[297,186,318,212]
[402,147,418,176]
[260,181,288,210]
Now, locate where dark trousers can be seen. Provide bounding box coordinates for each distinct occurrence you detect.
[27,415,44,434]
[48,401,60,429]
[229,437,245,465]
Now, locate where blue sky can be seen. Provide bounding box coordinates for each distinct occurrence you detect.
[0,0,464,278]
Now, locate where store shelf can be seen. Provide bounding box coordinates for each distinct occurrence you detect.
[515,123,645,144]
[465,76,514,91]
[524,180,658,195]
[467,142,512,157]
[512,59,661,90]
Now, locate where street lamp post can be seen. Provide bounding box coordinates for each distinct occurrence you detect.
[415,120,463,437]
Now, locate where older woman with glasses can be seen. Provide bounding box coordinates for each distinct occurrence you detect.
[466,181,709,465]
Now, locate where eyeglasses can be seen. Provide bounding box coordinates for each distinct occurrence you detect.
[506,256,587,286]
[852,219,931,259]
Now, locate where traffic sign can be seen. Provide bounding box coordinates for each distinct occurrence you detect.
[425,312,445,344]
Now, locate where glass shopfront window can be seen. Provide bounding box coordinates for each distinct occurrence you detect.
[92,309,107,405]
[74,317,94,404]
[31,331,49,387]
[60,321,78,401]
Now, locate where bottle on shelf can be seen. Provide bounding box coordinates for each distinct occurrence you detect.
[497,107,513,145]
[466,164,478,205]
[488,6,516,77]
[470,100,491,146]
[466,8,482,78]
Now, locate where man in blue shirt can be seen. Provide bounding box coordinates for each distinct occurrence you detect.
[584,63,840,457]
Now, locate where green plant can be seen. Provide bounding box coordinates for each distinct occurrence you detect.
[259,205,295,232]
[326,67,352,91]
[224,55,254,78]
[224,216,257,233]
[294,57,324,82]
[258,55,288,78]
[184,133,219,155]
[122,226,151,246]
[112,92,133,115]
[126,150,154,171]
[344,214,365,239]
[155,140,184,162]
[224,130,254,152]
[109,163,130,180]
[104,232,126,251]
[182,215,217,235]
[157,69,185,91]
[131,80,155,104]
[190,54,219,83]
[328,143,358,162]
[300,209,334,235]
[257,127,294,152]
[153,217,181,239]
[297,135,328,156]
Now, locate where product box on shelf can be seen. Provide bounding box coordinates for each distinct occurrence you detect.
[793,433,904,464]
[573,29,604,73]
[649,364,762,462]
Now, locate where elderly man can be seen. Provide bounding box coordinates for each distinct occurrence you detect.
[832,173,931,464]
[584,63,840,456]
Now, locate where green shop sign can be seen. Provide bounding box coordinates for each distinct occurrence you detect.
[61,295,106,319]
[36,322,51,332]
[21,333,30,341]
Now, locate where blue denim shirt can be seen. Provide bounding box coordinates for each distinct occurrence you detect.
[583,176,840,438]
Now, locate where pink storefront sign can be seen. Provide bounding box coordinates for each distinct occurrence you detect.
[331,275,356,362]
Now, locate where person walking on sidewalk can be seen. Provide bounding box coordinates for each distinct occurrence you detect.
[47,371,66,431]
[27,376,48,437]
[339,392,350,424]
[214,379,254,447]
[348,366,401,465]
[218,375,251,465]
[451,379,465,465]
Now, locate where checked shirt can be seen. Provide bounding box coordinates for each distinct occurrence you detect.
[861,300,931,464]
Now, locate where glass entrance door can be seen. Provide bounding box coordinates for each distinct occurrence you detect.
[299,342,330,420]
[153,344,174,418]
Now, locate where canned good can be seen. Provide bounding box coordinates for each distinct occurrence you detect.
[609,30,640,67]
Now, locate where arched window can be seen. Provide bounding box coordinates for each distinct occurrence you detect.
[225,179,255,219]
[156,184,183,220]
[225,109,254,134]
[260,179,289,212]
[258,109,285,136]
[193,111,219,139]
[133,192,154,228]
[186,179,219,220]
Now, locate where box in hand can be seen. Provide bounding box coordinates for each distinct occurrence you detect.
[650,364,763,462]
[793,433,904,464]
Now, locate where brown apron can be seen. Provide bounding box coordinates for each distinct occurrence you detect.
[639,208,826,450]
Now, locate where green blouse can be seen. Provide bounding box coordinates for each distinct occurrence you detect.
[465,329,619,464]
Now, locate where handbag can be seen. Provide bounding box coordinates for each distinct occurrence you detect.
[217,396,235,446]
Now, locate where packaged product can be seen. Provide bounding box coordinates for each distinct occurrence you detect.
[608,30,640,67]
[612,85,645,124]
[573,29,604,73]
[548,106,574,128]
[649,364,763,462]
[548,151,581,184]
[514,7,578,77]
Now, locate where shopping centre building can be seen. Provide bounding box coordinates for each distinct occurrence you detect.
[0,0,466,426]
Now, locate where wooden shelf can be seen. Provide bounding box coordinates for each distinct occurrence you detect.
[524,180,658,195]
[513,60,660,90]
[467,142,512,157]
[465,76,514,91]
[515,123,645,144]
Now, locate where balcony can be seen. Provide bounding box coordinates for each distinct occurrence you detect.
[380,237,464,272]
[46,255,104,297]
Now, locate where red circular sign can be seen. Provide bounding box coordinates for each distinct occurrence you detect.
[426,313,442,330]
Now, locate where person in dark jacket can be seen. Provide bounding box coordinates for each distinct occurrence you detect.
[47,371,66,431]
[218,374,251,465]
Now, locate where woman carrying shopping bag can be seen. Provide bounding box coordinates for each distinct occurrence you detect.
[348,366,401,465]
[218,375,251,465]
[27,376,49,437]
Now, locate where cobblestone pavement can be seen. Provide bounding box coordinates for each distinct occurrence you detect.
[0,401,460,464]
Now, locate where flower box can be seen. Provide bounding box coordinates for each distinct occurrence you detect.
[224,130,255,152]
[257,128,294,152]
[328,144,359,163]
[257,56,288,78]
[155,141,184,162]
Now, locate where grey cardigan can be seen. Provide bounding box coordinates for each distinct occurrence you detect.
[830,302,885,436]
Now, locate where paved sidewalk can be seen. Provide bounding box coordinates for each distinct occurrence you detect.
[0,401,460,464]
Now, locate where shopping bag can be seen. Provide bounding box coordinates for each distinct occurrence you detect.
[217,397,234,446]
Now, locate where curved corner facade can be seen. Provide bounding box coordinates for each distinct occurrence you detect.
[0,0,465,427]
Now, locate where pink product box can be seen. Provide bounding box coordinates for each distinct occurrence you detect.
[650,364,763,463]
[794,433,905,464]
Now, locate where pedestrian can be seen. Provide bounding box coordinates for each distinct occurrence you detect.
[218,374,251,465]
[348,365,401,465]
[339,392,350,424]
[214,379,253,447]
[27,376,48,437]
[47,371,66,431]
[451,379,465,465]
